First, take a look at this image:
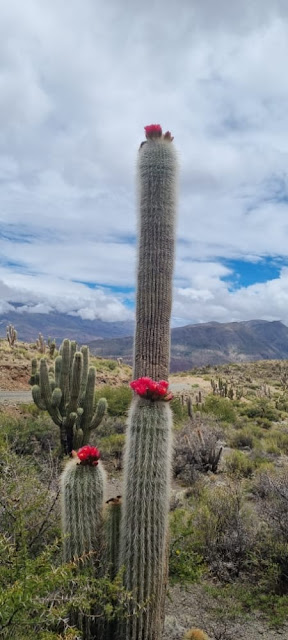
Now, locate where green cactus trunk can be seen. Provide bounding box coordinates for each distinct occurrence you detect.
[61,457,106,563]
[119,129,177,640]
[61,457,106,638]
[133,135,177,381]
[120,398,172,640]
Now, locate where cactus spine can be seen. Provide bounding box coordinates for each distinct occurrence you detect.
[120,126,177,640]
[32,339,107,454]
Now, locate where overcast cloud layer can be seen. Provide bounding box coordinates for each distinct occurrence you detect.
[1,0,288,326]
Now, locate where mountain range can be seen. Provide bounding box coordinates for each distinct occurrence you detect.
[1,311,287,371]
[88,319,288,371]
[0,311,134,343]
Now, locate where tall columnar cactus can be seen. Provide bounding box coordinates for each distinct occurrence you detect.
[6,324,17,347]
[120,124,178,640]
[31,339,107,454]
[61,445,106,638]
[133,126,177,381]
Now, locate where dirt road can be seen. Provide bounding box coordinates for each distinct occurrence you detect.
[0,390,32,404]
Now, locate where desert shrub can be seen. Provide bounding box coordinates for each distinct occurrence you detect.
[240,398,279,422]
[225,450,256,477]
[170,396,188,424]
[263,429,288,455]
[255,416,272,429]
[0,412,60,458]
[95,385,132,416]
[230,429,255,449]
[203,395,236,423]
[169,509,205,583]
[173,423,223,483]
[192,484,255,580]
[107,360,117,370]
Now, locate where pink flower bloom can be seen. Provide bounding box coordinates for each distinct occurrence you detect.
[130,377,173,401]
[77,445,100,465]
[144,124,162,139]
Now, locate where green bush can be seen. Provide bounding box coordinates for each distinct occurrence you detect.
[240,399,279,422]
[230,429,255,449]
[203,395,236,423]
[95,385,132,417]
[225,450,255,478]
[169,509,205,582]
[0,412,60,458]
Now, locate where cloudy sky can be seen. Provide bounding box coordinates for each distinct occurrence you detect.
[1,0,288,327]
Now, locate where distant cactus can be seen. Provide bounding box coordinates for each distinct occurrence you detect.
[183,629,209,640]
[31,339,107,454]
[36,332,46,354]
[187,395,193,418]
[29,358,39,386]
[6,324,17,347]
[47,337,56,357]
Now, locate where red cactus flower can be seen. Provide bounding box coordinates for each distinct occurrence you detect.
[144,124,162,139]
[130,376,173,401]
[76,445,100,466]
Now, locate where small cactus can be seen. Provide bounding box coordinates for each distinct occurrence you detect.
[36,332,46,353]
[48,337,56,357]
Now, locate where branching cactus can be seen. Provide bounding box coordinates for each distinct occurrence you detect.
[120,124,178,640]
[31,339,107,454]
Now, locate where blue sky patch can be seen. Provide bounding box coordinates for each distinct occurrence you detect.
[222,257,287,290]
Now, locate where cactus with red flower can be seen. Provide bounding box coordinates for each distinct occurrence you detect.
[60,124,178,640]
[120,124,178,640]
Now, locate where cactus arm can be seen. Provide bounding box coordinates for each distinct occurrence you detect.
[39,359,63,427]
[66,352,83,415]
[69,341,77,387]
[55,355,62,387]
[59,339,71,411]
[80,345,89,399]
[81,367,96,436]
[32,385,46,410]
[133,136,177,381]
[89,397,107,431]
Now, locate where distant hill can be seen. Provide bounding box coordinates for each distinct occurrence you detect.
[0,311,134,344]
[88,320,288,372]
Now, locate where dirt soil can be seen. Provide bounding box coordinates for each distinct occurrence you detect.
[163,583,288,640]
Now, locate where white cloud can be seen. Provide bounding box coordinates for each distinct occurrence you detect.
[0,1,288,324]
